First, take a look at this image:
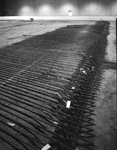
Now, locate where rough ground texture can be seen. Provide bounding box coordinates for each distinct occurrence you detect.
[0,20,116,150]
[0,20,95,48]
[93,21,116,150]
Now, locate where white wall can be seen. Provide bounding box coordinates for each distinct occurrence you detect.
[4,0,117,16]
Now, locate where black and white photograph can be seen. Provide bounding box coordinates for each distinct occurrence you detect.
[0,0,116,150]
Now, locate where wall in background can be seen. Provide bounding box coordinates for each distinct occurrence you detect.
[1,0,117,16]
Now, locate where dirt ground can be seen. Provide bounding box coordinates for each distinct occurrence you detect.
[0,20,116,150]
[0,20,96,48]
[93,21,116,150]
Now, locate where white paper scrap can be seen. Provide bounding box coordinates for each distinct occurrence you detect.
[92,66,94,71]
[83,70,87,74]
[53,122,58,125]
[66,101,71,108]
[80,68,83,71]
[71,86,75,90]
[41,144,51,150]
[7,122,15,127]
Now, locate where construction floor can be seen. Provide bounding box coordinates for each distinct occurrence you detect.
[0,20,116,150]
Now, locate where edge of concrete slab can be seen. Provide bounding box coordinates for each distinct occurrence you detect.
[0,16,116,21]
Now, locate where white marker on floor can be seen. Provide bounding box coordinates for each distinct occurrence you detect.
[41,144,51,150]
[66,101,71,108]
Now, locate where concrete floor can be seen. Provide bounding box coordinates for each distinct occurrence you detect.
[0,16,116,21]
[0,19,116,150]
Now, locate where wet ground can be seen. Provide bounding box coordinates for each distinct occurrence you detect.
[0,20,116,150]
